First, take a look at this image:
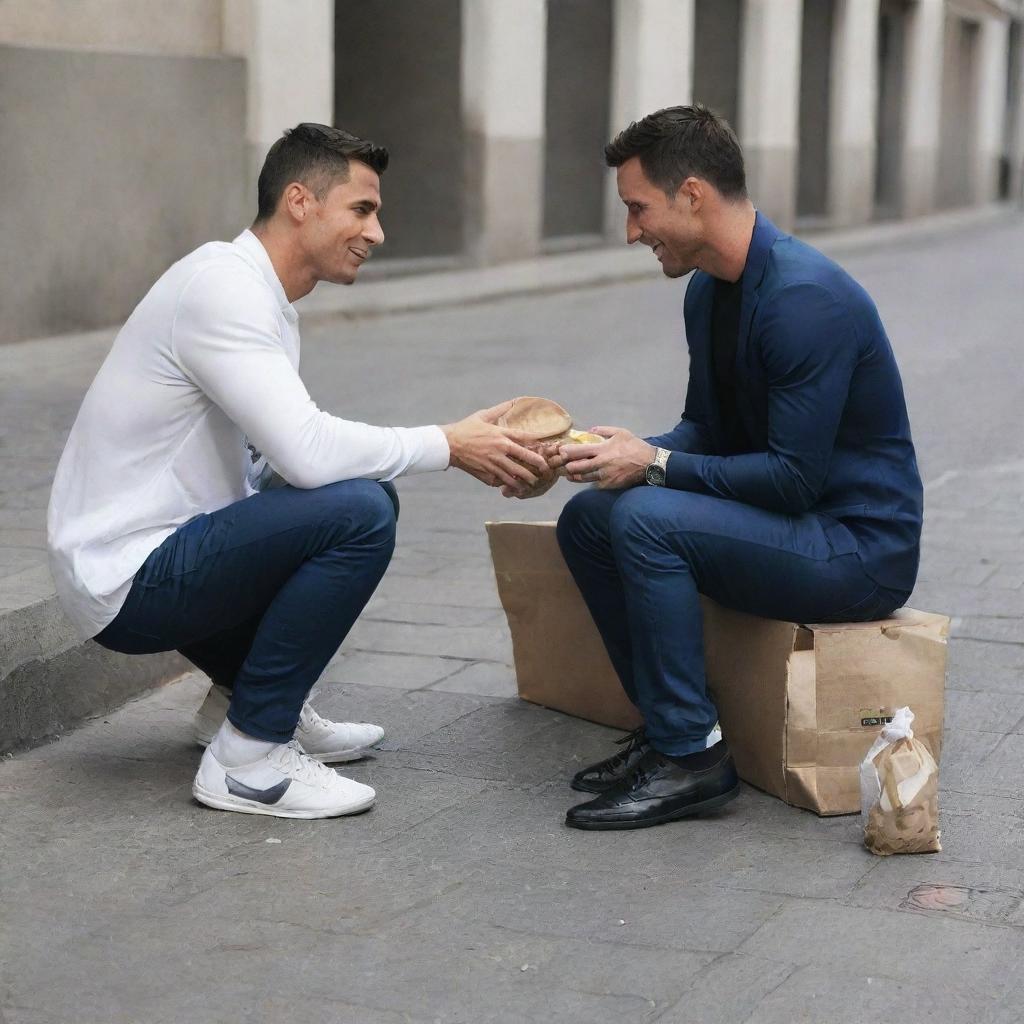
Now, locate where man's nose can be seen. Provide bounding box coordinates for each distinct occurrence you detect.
[364,215,384,246]
[625,220,643,245]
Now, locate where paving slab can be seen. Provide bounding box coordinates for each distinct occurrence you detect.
[654,954,799,1024]
[427,660,518,698]
[736,899,1024,1007]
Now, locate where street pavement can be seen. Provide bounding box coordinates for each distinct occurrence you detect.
[1,213,1023,1023]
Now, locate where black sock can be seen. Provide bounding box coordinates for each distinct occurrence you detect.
[662,740,729,771]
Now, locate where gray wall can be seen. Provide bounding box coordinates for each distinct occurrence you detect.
[334,0,463,260]
[0,45,247,345]
[693,0,742,128]
[0,0,222,54]
[797,0,834,219]
[543,0,613,241]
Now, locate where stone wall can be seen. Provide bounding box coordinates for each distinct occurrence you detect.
[0,44,247,344]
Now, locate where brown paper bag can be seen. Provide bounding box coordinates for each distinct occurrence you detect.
[861,707,941,855]
[486,521,948,816]
[486,520,642,730]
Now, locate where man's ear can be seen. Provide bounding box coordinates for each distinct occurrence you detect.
[677,177,704,212]
[282,182,313,223]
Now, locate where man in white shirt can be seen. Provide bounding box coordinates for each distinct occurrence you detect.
[47,123,548,820]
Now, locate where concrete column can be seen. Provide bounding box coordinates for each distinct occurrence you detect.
[899,0,945,217]
[604,0,695,239]
[974,12,1011,205]
[828,0,879,227]
[739,0,803,230]
[222,0,334,199]
[461,0,547,265]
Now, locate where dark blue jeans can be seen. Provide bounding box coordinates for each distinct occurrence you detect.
[95,480,399,742]
[556,487,909,757]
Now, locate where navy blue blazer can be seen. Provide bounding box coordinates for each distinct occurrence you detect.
[648,212,923,592]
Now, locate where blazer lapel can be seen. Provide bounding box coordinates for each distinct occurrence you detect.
[737,211,781,363]
[687,272,726,451]
[735,211,783,439]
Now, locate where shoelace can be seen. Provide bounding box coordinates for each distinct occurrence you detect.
[272,741,338,789]
[610,727,646,768]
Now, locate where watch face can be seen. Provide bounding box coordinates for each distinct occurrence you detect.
[646,464,666,486]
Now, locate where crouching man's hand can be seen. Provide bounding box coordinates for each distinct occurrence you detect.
[500,442,560,499]
[442,401,551,491]
[557,426,655,490]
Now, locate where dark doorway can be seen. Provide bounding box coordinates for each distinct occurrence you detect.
[1001,19,1021,200]
[937,14,980,209]
[334,0,463,260]
[797,0,834,222]
[543,0,613,245]
[874,0,907,218]
[693,0,742,128]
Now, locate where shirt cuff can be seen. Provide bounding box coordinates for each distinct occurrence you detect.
[664,450,703,491]
[404,424,450,474]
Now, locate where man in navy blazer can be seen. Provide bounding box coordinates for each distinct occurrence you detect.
[548,105,923,830]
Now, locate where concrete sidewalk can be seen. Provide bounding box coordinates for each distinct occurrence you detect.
[4,201,1015,752]
[1,443,1022,1023]
[1,208,1023,1023]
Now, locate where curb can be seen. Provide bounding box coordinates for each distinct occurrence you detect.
[0,566,188,754]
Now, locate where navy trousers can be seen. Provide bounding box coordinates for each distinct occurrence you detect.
[556,487,908,757]
[95,480,399,742]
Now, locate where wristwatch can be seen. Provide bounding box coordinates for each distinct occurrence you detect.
[645,447,670,486]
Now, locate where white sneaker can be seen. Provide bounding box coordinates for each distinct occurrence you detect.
[193,685,385,763]
[192,741,376,819]
[294,703,385,762]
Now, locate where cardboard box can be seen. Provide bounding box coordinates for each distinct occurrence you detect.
[486,520,948,816]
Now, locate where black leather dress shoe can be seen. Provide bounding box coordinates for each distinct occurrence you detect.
[571,727,649,793]
[565,743,740,830]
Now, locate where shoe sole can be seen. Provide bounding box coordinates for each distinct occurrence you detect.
[195,735,383,764]
[565,784,741,831]
[192,783,376,819]
[311,743,383,764]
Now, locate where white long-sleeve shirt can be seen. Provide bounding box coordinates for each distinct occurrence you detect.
[47,230,450,638]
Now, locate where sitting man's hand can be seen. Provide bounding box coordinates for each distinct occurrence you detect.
[442,401,551,492]
[556,426,656,490]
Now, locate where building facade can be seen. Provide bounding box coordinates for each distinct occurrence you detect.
[2,0,1022,344]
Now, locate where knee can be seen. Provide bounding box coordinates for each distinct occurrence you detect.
[318,479,398,547]
[607,487,692,551]
[354,480,399,539]
[378,480,400,521]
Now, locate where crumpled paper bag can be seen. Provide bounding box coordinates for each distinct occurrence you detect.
[860,706,941,856]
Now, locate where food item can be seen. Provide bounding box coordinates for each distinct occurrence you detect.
[563,429,605,445]
[497,396,571,441]
[498,396,604,448]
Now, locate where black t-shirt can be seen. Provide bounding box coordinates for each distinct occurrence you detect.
[711,275,749,453]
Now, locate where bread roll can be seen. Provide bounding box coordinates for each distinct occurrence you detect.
[497,396,573,442]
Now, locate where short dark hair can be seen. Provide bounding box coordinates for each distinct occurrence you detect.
[255,123,389,222]
[605,104,746,200]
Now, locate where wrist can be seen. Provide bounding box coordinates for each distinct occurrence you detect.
[644,446,671,486]
[440,423,458,467]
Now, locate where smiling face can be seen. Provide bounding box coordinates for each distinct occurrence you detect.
[616,156,703,279]
[300,160,385,286]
